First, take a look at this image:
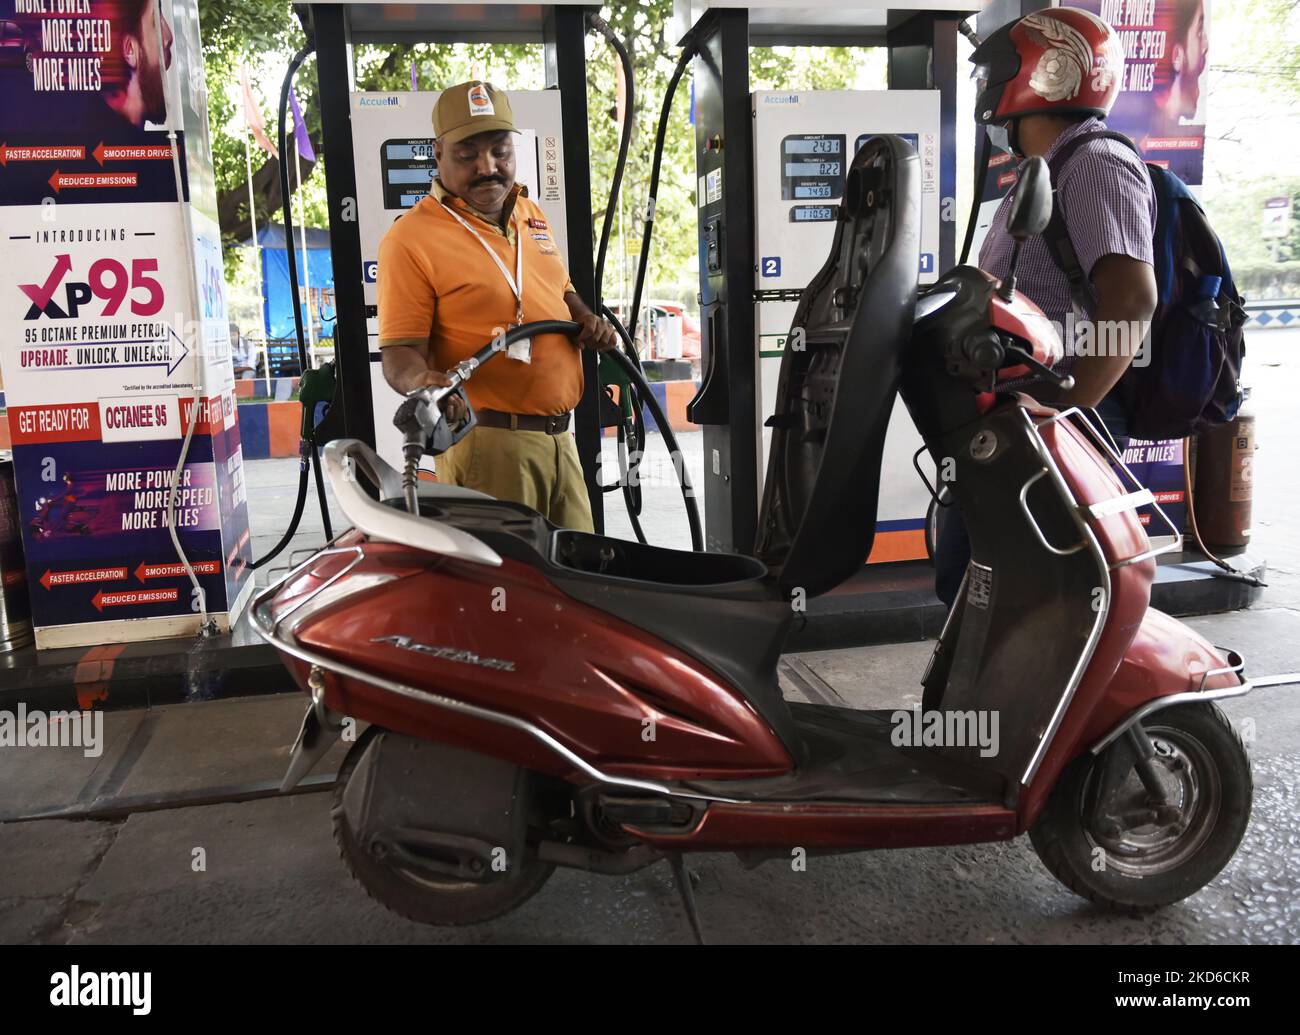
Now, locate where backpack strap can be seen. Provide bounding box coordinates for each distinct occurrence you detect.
[1040,129,1144,316]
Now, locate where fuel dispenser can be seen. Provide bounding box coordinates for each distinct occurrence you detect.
[751,88,942,561]
[680,0,971,557]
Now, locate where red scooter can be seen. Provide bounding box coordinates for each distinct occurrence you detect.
[255,137,1257,939]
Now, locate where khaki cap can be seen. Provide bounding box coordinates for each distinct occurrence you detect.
[432,81,519,145]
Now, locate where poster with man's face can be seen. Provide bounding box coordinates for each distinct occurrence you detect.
[0,0,184,206]
[1082,0,1211,185]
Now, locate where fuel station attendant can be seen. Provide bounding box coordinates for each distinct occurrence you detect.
[377,81,617,531]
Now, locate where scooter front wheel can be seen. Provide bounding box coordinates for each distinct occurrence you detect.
[1029,702,1252,913]
[331,730,555,926]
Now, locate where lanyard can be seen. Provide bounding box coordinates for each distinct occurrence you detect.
[442,202,524,325]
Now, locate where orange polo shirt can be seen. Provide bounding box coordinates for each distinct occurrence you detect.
[377,180,581,416]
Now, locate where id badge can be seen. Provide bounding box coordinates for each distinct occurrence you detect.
[506,321,532,363]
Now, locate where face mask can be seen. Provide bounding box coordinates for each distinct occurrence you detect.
[985,122,1012,154]
[971,63,990,115]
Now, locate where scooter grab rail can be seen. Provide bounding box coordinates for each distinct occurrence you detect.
[1015,407,1113,787]
[1017,467,1089,556]
[1037,407,1184,569]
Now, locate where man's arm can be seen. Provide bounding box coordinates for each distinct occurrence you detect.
[381,343,447,395]
[1057,253,1157,408]
[564,291,619,352]
[1053,146,1159,409]
[376,234,465,418]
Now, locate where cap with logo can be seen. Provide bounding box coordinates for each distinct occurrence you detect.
[432,81,519,145]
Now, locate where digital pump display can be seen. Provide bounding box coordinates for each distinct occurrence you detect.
[780,134,845,201]
[381,138,438,209]
[789,205,837,223]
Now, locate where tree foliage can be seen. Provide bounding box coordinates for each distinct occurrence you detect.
[195,1,883,308]
[1198,0,1300,297]
[195,0,1295,311]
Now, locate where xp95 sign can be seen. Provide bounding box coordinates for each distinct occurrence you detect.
[0,202,243,640]
[19,253,166,323]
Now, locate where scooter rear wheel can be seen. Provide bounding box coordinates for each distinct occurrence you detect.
[331,730,555,926]
[1029,702,1251,913]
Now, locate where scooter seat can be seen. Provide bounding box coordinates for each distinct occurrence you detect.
[419,481,493,501]
[550,529,767,586]
[381,481,495,505]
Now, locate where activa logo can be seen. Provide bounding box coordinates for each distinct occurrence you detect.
[50,966,151,1015]
[20,254,164,320]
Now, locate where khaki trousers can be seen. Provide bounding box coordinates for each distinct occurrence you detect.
[435,425,595,532]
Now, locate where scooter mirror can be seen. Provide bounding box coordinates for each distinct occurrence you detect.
[1006,156,1052,241]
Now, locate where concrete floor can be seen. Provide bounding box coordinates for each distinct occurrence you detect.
[1,330,1297,945]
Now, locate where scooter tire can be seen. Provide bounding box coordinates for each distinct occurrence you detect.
[331,729,555,926]
[1029,702,1251,913]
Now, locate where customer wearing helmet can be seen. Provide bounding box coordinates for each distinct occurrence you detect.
[936,7,1159,608]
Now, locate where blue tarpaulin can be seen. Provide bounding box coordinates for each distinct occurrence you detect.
[245,225,336,340]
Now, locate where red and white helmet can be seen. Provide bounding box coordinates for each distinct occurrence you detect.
[972,7,1125,125]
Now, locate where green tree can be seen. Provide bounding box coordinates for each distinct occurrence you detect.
[197,1,317,260]
[195,2,883,315]
[1200,0,1300,296]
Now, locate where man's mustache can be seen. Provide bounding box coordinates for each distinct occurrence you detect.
[470,176,506,189]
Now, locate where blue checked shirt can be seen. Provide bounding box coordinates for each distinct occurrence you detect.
[979,117,1156,382]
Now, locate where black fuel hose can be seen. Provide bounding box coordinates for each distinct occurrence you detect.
[587,13,634,316]
[600,305,648,545]
[586,15,653,541]
[959,130,992,266]
[250,41,334,569]
[628,38,696,344]
[451,321,703,551]
[600,301,647,505]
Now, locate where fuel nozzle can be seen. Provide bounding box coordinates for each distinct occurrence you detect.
[392,393,433,436]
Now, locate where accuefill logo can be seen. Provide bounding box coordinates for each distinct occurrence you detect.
[359,96,400,107]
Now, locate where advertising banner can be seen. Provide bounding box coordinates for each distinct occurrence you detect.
[0,0,188,205]
[1121,436,1187,536]
[0,1,251,647]
[975,1,1212,228]
[1081,0,1210,185]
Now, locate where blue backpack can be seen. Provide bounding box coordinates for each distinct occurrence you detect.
[1042,129,1247,441]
